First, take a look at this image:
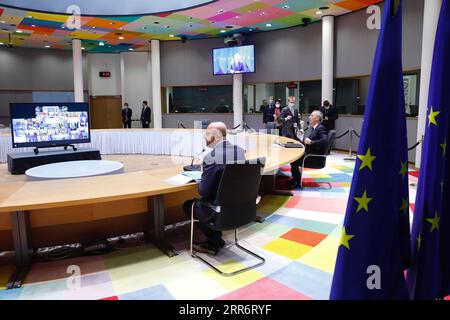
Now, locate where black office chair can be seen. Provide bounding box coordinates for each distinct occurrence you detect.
[190,158,266,277]
[300,130,336,189]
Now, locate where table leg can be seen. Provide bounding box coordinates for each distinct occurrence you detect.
[147,195,178,258]
[7,211,31,289]
[260,173,293,197]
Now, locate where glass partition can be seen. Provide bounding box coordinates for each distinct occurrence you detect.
[166,85,233,113]
[164,71,419,115]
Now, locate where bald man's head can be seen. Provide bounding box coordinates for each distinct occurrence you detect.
[205,122,227,147]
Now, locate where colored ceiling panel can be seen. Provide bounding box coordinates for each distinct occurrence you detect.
[0,0,383,52]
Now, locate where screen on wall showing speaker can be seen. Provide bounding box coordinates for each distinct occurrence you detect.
[212,45,255,75]
[10,103,90,148]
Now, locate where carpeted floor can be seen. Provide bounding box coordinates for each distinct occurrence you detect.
[0,153,419,300]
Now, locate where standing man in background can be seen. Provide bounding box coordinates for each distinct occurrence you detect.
[320,100,339,132]
[121,102,132,129]
[279,96,300,139]
[140,100,151,128]
[263,96,276,130]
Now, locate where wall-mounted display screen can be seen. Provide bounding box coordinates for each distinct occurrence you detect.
[212,45,255,75]
[10,103,90,148]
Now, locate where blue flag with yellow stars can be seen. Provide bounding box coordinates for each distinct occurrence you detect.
[406,0,450,300]
[330,0,411,299]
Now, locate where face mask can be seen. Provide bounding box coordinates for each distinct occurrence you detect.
[289,103,294,107]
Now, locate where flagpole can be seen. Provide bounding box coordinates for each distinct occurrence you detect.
[415,0,443,168]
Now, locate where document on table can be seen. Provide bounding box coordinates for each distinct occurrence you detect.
[166,171,202,186]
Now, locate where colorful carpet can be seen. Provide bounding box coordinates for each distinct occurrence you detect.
[0,154,419,300]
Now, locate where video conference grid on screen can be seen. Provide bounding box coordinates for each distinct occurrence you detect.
[213,45,255,75]
[10,103,89,148]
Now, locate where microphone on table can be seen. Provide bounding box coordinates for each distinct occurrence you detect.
[183,148,206,171]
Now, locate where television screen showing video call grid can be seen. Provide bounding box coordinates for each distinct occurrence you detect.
[10,103,90,148]
[213,45,255,75]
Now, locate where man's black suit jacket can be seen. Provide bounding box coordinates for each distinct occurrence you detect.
[122,108,132,123]
[304,124,328,154]
[192,140,246,221]
[140,106,151,128]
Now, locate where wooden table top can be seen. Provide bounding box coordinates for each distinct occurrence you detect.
[0,131,303,213]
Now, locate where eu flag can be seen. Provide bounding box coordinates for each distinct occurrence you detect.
[406,0,450,300]
[330,0,411,299]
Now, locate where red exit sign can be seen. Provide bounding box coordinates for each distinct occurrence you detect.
[287,83,298,89]
[99,71,111,78]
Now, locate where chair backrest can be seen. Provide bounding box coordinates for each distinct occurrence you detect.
[326,130,336,155]
[303,130,336,169]
[214,157,265,231]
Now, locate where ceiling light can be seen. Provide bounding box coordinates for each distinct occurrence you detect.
[220,30,226,33]
[315,10,323,15]
[99,42,105,46]
[45,45,50,48]
[129,48,134,51]
[265,23,272,27]
[0,21,5,24]
[81,47,85,50]
[235,16,240,19]
[118,36,125,40]
[249,28,253,31]
[16,30,23,33]
[31,24,36,27]
[92,26,96,29]
[28,15,33,18]
[0,42,3,45]
[169,34,174,37]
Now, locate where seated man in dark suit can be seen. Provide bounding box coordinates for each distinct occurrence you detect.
[183,122,246,255]
[288,110,328,188]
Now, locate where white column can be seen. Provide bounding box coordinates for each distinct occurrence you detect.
[72,39,84,102]
[151,39,162,129]
[322,15,335,105]
[415,0,442,167]
[233,73,243,128]
[120,53,125,106]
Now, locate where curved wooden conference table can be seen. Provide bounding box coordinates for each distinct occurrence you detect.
[0,128,304,288]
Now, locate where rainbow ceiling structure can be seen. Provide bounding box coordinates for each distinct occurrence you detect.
[0,0,382,52]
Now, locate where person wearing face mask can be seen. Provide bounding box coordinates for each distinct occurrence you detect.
[263,96,276,130]
[121,103,132,129]
[273,99,283,134]
[319,100,339,132]
[288,110,328,188]
[182,122,246,255]
[279,96,300,138]
[140,100,151,128]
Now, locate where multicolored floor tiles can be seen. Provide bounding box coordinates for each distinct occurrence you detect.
[0,154,418,300]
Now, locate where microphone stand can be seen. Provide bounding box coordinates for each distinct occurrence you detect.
[183,148,205,171]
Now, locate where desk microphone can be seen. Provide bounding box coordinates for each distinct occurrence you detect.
[184,148,206,171]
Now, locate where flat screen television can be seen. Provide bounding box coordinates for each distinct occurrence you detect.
[10,102,90,148]
[212,44,255,75]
